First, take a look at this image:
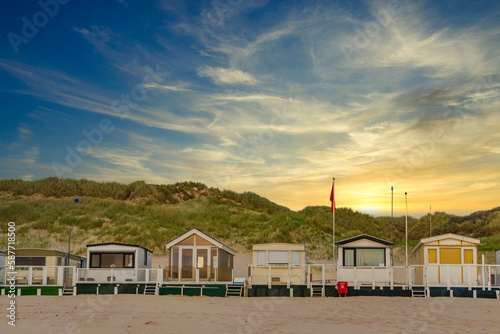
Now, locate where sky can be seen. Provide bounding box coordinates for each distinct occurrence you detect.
[1,0,499,217]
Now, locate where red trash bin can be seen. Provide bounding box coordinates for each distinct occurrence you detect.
[338,281,348,296]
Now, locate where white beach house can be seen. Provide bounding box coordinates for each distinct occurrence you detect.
[336,234,393,287]
[0,248,86,286]
[78,243,154,283]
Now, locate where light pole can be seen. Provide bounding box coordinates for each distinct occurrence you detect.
[429,204,432,237]
[391,186,394,242]
[66,226,73,266]
[405,192,408,282]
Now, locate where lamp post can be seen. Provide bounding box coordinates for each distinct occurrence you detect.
[391,186,394,242]
[66,226,73,266]
[405,192,408,286]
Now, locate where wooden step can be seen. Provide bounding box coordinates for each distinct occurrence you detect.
[411,287,427,298]
[144,284,158,295]
[311,286,324,297]
[62,286,75,296]
[225,285,243,297]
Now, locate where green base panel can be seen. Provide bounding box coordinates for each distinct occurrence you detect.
[76,283,147,295]
[6,287,62,296]
[159,284,228,297]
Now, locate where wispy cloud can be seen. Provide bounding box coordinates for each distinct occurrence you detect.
[1,1,500,216]
[198,66,258,85]
[17,125,32,141]
[21,147,39,164]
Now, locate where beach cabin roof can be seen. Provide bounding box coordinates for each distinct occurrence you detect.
[13,248,86,261]
[412,233,480,253]
[165,228,236,256]
[252,243,306,251]
[86,242,153,254]
[335,234,393,247]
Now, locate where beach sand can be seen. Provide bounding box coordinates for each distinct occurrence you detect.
[1,294,499,334]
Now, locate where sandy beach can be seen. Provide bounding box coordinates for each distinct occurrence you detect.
[1,294,499,334]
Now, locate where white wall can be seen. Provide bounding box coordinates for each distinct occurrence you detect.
[137,248,153,269]
[87,245,152,269]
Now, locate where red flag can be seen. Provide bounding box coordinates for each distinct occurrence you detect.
[330,182,335,214]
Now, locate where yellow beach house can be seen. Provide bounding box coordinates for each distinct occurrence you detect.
[412,233,480,286]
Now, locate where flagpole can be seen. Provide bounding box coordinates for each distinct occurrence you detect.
[332,177,336,267]
[391,186,394,242]
[429,204,432,237]
[405,192,408,270]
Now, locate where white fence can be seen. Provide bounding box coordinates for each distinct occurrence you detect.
[77,268,162,284]
[0,266,77,286]
[247,264,500,290]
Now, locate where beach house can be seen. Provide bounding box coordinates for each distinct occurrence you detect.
[165,228,236,283]
[412,233,480,286]
[6,248,86,286]
[0,250,4,266]
[78,243,154,283]
[249,243,307,287]
[336,234,394,287]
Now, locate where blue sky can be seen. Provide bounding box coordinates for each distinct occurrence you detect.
[1,0,500,216]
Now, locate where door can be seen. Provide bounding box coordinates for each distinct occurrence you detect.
[181,249,193,280]
[440,248,461,284]
[426,248,439,284]
[197,249,208,280]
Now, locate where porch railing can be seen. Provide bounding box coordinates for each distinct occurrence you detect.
[76,268,163,283]
[246,264,500,290]
[0,266,77,286]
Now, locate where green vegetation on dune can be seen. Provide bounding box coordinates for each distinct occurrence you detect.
[0,178,498,260]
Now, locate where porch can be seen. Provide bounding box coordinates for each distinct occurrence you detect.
[76,268,162,283]
[0,265,77,287]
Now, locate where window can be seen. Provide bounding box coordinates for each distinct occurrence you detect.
[440,248,461,264]
[171,247,179,279]
[464,249,474,264]
[356,249,384,266]
[268,251,288,266]
[144,251,148,266]
[256,251,266,266]
[90,253,135,268]
[344,249,354,266]
[428,249,437,264]
[343,248,385,267]
[16,257,46,266]
[291,251,301,266]
[91,254,100,268]
[125,254,134,268]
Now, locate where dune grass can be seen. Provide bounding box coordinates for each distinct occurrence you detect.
[0,178,498,261]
